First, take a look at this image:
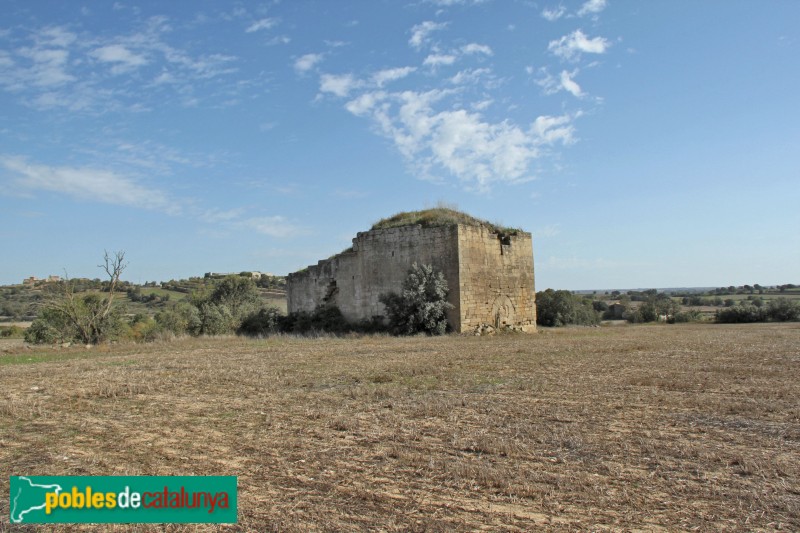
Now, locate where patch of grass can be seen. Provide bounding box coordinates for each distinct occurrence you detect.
[0,350,99,365]
[371,207,521,235]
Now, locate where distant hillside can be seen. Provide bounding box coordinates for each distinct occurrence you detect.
[0,273,287,321]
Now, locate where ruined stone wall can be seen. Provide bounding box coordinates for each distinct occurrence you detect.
[457,226,536,331]
[287,223,536,333]
[287,225,461,329]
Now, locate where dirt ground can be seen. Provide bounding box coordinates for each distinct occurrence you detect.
[1,323,798,531]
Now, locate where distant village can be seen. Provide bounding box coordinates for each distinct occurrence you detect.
[22,275,61,286]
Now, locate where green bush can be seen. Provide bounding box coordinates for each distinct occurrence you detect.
[669,310,703,323]
[379,263,453,335]
[25,294,126,345]
[279,305,352,334]
[630,301,659,323]
[0,325,23,338]
[535,289,600,327]
[766,299,800,321]
[715,305,767,323]
[125,314,160,342]
[25,308,72,344]
[238,307,282,336]
[154,303,198,336]
[189,302,235,336]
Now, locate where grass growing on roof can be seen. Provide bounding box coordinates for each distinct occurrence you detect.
[371,208,521,235]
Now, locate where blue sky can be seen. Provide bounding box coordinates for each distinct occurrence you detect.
[1,0,798,290]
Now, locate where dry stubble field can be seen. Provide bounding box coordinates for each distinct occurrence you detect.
[1,323,799,531]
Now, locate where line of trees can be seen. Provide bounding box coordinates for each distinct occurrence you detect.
[715,299,800,323]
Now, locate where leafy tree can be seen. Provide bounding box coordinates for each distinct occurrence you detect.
[209,276,259,319]
[379,263,453,335]
[189,302,235,336]
[24,307,75,344]
[535,289,600,327]
[716,304,767,323]
[766,299,800,321]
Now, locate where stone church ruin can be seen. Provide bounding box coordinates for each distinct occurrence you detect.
[287,209,536,333]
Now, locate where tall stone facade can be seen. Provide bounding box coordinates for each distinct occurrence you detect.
[287,223,536,333]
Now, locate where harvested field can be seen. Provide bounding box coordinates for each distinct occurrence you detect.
[1,323,799,531]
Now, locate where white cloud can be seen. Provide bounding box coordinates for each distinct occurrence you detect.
[578,0,607,17]
[294,53,323,74]
[372,66,416,87]
[531,113,578,145]
[423,54,457,67]
[548,29,610,61]
[265,35,291,46]
[245,18,277,33]
[202,207,246,223]
[536,68,584,97]
[338,89,577,190]
[471,99,493,111]
[238,216,307,238]
[14,44,74,88]
[461,43,493,56]
[345,91,387,116]
[319,73,360,97]
[0,21,250,112]
[1,155,174,212]
[450,67,490,85]
[541,6,566,21]
[91,44,148,74]
[559,70,583,97]
[200,207,307,238]
[409,21,447,50]
[36,26,77,48]
[427,0,487,4]
[540,255,641,271]
[535,224,561,238]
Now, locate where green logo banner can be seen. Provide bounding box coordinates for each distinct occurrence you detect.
[9,476,237,524]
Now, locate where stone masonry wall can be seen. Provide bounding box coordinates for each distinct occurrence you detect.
[287,223,536,333]
[456,226,536,330]
[287,225,461,329]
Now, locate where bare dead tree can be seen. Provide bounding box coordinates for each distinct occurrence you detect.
[99,250,127,321]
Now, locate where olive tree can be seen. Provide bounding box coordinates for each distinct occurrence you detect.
[379,263,453,335]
